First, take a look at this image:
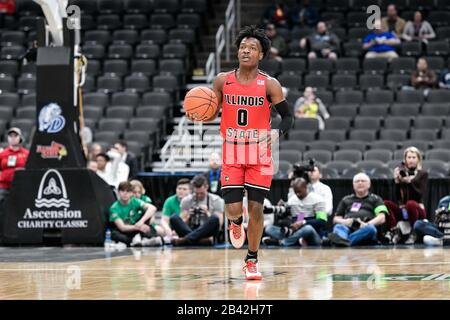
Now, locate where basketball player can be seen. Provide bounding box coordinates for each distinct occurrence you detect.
[187,26,294,280]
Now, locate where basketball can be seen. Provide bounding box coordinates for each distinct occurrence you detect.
[183,86,218,121]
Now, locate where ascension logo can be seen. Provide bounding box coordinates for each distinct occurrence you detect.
[36,141,68,160]
[35,169,70,208]
[18,169,87,229]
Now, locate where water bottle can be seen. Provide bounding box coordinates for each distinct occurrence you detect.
[104,228,112,249]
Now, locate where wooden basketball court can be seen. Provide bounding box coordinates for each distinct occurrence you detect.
[1,246,450,300]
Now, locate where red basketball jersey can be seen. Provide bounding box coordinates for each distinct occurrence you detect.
[220,70,271,144]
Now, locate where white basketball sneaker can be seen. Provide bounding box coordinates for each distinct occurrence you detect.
[243,259,262,280]
[228,209,246,249]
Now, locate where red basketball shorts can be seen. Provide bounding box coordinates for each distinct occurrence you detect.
[220,141,273,192]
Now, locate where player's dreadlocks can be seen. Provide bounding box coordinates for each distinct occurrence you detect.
[235,25,271,58]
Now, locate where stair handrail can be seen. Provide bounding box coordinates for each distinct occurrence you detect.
[205,52,215,83]
[225,0,236,62]
[215,24,225,74]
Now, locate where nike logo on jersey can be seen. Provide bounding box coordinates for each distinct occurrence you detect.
[225,81,234,85]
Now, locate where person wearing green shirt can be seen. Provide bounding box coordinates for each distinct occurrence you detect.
[109,181,160,246]
[130,179,166,239]
[160,178,191,240]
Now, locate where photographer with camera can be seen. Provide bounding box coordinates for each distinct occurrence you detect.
[170,175,224,246]
[328,173,388,247]
[262,178,327,247]
[384,147,428,244]
[289,160,333,216]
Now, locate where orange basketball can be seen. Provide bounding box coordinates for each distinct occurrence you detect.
[183,86,218,121]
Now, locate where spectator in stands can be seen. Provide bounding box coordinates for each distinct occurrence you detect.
[204,152,221,196]
[363,19,400,61]
[290,0,319,28]
[263,0,289,27]
[402,11,436,43]
[412,195,450,246]
[95,149,129,189]
[0,127,29,216]
[0,0,15,14]
[171,175,224,246]
[438,61,450,89]
[114,141,139,179]
[109,181,162,247]
[381,4,406,38]
[300,21,340,61]
[263,178,327,247]
[265,23,288,61]
[161,178,191,241]
[0,0,15,29]
[22,40,37,65]
[411,57,436,92]
[130,179,166,238]
[384,147,428,244]
[328,173,388,247]
[88,142,103,161]
[293,86,330,130]
[307,165,333,216]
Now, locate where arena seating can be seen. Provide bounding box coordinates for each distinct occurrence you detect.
[0,0,209,171]
[273,0,450,179]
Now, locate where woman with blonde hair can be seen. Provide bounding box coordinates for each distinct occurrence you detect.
[293,86,330,130]
[384,146,428,244]
[130,179,166,239]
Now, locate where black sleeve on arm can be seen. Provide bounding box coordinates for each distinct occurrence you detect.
[274,100,294,136]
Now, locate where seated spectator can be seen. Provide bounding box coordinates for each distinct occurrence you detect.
[402,11,435,43]
[328,173,388,247]
[95,149,130,189]
[171,175,224,246]
[438,61,450,89]
[22,40,37,65]
[263,178,327,246]
[287,164,333,215]
[109,181,162,247]
[0,127,28,216]
[290,0,319,28]
[262,0,289,27]
[161,178,191,242]
[0,0,15,29]
[114,141,139,179]
[412,196,450,246]
[293,87,330,130]
[384,146,428,244]
[130,179,166,238]
[381,4,406,38]
[411,57,436,92]
[0,0,15,14]
[300,21,340,60]
[88,142,103,161]
[307,165,333,216]
[79,124,93,158]
[265,23,288,61]
[204,152,221,195]
[363,19,400,61]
